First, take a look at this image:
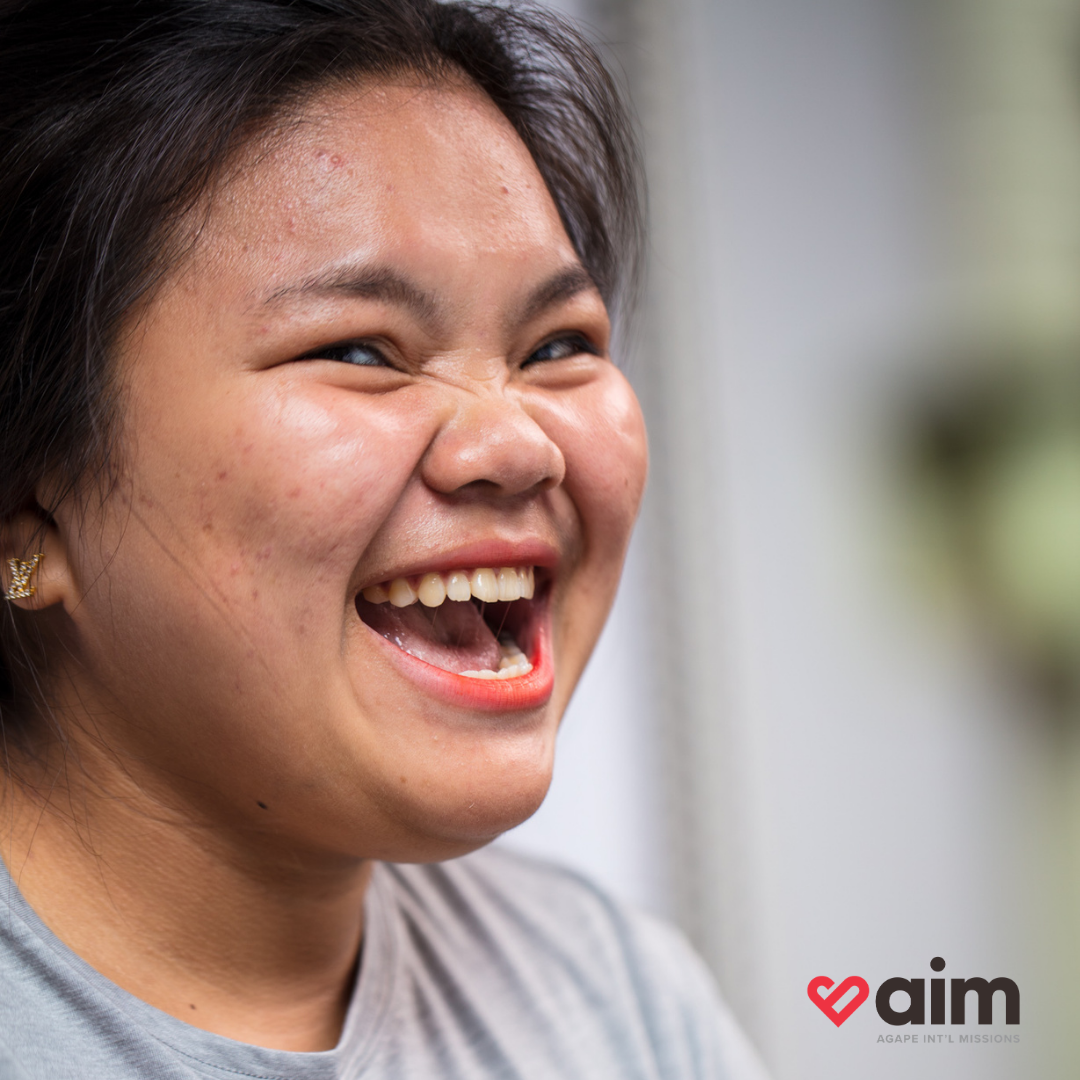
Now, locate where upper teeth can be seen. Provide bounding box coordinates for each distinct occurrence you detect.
[362,566,536,608]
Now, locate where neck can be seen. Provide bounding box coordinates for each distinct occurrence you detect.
[1,739,371,1052]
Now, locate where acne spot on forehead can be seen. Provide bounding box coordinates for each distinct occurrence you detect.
[311,148,346,176]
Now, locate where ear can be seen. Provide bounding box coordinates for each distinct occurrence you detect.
[0,509,75,613]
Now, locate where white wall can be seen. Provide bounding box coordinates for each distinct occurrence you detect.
[704,4,1047,1075]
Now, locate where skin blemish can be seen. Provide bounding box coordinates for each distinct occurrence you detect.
[257,801,268,810]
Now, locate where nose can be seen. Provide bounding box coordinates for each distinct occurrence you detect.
[421,392,566,498]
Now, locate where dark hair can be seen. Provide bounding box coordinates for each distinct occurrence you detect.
[0,0,643,720]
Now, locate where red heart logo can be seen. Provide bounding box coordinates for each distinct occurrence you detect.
[807,975,870,1027]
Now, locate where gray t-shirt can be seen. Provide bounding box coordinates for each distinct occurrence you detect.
[0,845,767,1079]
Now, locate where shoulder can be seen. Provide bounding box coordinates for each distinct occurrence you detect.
[378,847,770,1080]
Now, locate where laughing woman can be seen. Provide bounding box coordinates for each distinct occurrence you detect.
[0,2,766,1077]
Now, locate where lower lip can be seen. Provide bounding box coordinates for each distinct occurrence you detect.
[367,615,555,713]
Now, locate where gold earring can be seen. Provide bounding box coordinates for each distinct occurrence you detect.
[7,553,45,600]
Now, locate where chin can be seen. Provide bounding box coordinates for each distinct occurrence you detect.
[367,750,555,863]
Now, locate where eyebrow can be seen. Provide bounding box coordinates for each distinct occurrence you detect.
[514,264,598,326]
[264,265,438,323]
[263,261,598,328]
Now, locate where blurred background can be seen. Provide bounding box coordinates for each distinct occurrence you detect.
[496,0,1080,1076]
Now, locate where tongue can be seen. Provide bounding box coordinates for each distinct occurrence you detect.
[356,596,502,674]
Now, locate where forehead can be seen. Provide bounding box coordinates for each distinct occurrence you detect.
[192,79,577,302]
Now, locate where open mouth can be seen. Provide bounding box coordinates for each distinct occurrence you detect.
[355,566,544,680]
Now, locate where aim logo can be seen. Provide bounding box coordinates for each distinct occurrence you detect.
[808,958,1019,1028]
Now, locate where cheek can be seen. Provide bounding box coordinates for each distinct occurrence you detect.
[99,382,442,648]
[527,373,646,705]
[533,372,648,555]
[65,386,444,740]
[147,382,435,561]
[211,386,430,562]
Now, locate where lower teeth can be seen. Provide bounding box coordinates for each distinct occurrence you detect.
[459,635,532,680]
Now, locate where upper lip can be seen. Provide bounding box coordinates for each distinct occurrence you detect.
[356,538,560,590]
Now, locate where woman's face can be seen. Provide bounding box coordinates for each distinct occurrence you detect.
[48,80,646,861]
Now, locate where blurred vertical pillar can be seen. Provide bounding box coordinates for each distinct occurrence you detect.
[584,0,768,1053]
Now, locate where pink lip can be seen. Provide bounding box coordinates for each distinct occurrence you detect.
[364,610,555,713]
[361,539,559,588]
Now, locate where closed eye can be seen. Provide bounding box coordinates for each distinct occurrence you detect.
[524,334,599,366]
[296,341,393,367]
